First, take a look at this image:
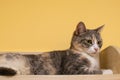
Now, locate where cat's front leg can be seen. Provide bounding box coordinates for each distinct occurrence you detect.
[90,70,102,74]
[76,67,103,74]
[62,64,102,75]
[86,69,113,74]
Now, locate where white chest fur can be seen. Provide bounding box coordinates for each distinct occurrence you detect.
[81,53,100,72]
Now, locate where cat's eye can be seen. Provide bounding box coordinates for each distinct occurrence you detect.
[86,40,92,44]
[98,41,102,45]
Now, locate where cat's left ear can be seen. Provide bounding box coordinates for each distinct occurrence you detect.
[95,25,104,33]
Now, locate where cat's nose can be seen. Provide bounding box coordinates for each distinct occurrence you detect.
[94,48,98,52]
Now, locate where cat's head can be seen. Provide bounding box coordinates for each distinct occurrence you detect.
[70,22,104,56]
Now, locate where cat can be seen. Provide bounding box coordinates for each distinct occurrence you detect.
[0,22,104,76]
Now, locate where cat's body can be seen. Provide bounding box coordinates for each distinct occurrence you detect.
[0,22,104,76]
[0,50,101,75]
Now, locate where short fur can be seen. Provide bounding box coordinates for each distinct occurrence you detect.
[0,22,104,76]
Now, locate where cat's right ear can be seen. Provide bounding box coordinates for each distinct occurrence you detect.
[74,22,86,35]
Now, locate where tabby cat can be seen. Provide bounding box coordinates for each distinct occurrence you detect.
[0,22,104,76]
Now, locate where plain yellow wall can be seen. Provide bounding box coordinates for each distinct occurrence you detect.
[0,0,120,52]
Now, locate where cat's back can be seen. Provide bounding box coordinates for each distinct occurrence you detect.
[38,50,69,74]
[0,50,69,75]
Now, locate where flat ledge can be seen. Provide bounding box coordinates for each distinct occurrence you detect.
[0,74,120,80]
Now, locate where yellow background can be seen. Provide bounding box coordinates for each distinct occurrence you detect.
[0,0,120,52]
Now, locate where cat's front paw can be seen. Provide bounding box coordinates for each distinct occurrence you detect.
[102,69,113,75]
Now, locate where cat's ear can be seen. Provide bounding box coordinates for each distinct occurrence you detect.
[95,25,104,33]
[74,22,86,35]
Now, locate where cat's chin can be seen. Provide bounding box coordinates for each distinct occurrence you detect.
[87,52,98,57]
[91,52,98,54]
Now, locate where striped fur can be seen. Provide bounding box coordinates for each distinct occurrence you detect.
[0,22,104,75]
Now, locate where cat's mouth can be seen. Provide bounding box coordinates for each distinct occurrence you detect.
[85,48,100,55]
[85,49,99,55]
[87,52,99,57]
